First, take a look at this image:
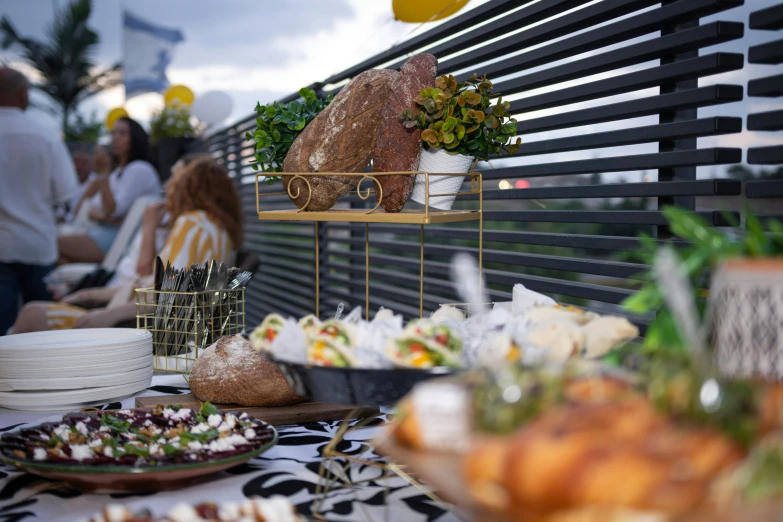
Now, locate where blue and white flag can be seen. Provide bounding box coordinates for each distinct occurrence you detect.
[122,10,184,99]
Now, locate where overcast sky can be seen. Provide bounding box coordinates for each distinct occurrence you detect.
[0,0,482,129]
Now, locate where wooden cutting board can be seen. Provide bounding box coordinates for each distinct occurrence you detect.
[135,394,379,426]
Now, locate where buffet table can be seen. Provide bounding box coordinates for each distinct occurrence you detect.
[0,374,458,522]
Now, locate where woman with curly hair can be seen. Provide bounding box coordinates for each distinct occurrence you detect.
[11,157,243,333]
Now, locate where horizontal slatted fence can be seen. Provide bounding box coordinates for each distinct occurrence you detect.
[199,0,783,329]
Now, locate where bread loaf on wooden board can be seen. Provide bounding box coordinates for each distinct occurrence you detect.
[282,69,399,211]
[189,334,303,407]
[372,54,438,213]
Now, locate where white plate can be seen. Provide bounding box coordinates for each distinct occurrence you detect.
[0,354,152,379]
[0,366,153,392]
[0,329,151,357]
[0,376,153,410]
[0,347,152,372]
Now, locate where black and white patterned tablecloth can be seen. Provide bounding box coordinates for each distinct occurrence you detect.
[0,375,458,522]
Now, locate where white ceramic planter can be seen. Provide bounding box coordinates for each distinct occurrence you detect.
[411,148,474,210]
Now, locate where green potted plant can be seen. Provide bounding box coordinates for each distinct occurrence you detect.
[246,87,333,184]
[150,101,198,181]
[402,73,521,209]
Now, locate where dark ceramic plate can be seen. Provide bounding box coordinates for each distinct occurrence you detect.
[0,411,277,493]
[264,354,459,406]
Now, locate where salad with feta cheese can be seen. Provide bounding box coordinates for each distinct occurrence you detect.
[0,403,275,468]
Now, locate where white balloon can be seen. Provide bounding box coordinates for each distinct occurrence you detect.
[191,91,233,125]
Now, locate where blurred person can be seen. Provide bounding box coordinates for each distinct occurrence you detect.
[63,145,113,224]
[59,117,160,263]
[11,157,243,333]
[0,67,79,335]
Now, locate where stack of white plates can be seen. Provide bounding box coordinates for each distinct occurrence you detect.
[0,329,153,411]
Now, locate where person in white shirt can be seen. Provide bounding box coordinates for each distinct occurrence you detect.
[62,145,112,224]
[0,67,79,335]
[58,117,161,263]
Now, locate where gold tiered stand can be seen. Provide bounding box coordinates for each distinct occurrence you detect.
[255,170,483,520]
[255,170,483,319]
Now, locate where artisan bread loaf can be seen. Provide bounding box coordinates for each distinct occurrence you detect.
[282,69,398,211]
[372,54,438,213]
[190,334,303,407]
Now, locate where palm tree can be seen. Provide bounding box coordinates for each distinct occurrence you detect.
[0,0,121,134]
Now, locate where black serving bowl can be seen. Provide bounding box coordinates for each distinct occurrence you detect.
[264,354,459,406]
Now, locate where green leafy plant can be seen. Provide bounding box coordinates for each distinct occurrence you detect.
[623,207,783,354]
[63,111,102,143]
[401,74,521,161]
[149,102,196,144]
[245,87,333,183]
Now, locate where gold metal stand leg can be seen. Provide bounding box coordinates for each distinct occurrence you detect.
[366,223,370,321]
[315,221,320,318]
[420,224,424,318]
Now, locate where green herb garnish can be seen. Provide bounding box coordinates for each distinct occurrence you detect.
[198,402,221,417]
[123,444,150,458]
[101,413,131,433]
[179,428,219,444]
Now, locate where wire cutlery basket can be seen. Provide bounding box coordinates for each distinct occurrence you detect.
[135,286,246,373]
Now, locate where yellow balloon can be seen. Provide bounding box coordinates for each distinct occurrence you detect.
[105,107,129,130]
[164,84,195,106]
[392,0,469,23]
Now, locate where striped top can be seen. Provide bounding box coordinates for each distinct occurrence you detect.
[106,210,234,309]
[158,210,233,269]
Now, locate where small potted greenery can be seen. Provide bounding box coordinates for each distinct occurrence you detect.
[246,87,333,183]
[402,73,521,209]
[150,101,197,180]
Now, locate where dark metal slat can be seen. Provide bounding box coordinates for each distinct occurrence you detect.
[748,73,783,97]
[507,53,743,114]
[391,0,594,72]
[479,148,742,179]
[517,84,743,134]
[746,180,783,199]
[747,110,783,131]
[749,145,783,165]
[441,0,676,74]
[482,210,736,226]
[475,179,741,200]
[461,1,744,83]
[750,3,783,30]
[511,117,741,157]
[749,38,783,64]
[493,22,743,95]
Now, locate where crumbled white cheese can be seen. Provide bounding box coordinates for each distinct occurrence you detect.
[53,424,71,439]
[187,441,203,451]
[225,414,237,429]
[104,446,114,458]
[118,410,131,415]
[99,426,111,432]
[170,436,180,443]
[260,496,300,522]
[149,444,161,456]
[88,438,104,448]
[144,420,152,426]
[162,408,177,419]
[191,422,209,434]
[218,422,231,433]
[33,448,47,461]
[40,434,49,441]
[74,422,89,436]
[239,412,249,419]
[104,505,131,522]
[170,408,191,422]
[218,503,241,520]
[171,441,181,449]
[207,414,222,427]
[208,437,234,453]
[244,428,257,440]
[167,504,199,522]
[70,445,94,462]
